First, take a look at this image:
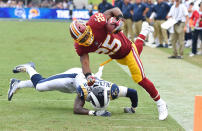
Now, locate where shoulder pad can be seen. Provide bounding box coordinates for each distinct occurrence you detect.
[110,84,119,100]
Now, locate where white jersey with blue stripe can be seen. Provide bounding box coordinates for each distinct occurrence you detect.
[36,68,87,93]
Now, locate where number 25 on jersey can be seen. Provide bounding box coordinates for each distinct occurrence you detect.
[95,35,121,55]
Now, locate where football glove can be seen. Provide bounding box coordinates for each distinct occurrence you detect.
[94,110,111,117]
[87,75,96,86]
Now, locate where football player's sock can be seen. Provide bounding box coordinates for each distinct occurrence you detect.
[31,74,44,87]
[126,88,138,108]
[18,80,34,89]
[156,98,164,105]
[134,34,146,55]
[26,66,39,78]
[138,77,160,101]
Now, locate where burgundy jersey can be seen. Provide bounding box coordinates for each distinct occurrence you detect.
[74,13,132,59]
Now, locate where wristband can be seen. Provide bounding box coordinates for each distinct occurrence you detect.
[88,110,95,116]
[85,72,92,78]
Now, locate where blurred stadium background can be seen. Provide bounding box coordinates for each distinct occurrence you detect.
[0,0,202,131]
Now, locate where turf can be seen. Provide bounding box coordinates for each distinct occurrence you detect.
[158,48,202,68]
[0,21,184,131]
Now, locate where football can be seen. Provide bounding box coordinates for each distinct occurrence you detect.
[106,17,117,33]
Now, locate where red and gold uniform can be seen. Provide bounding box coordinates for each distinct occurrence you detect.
[74,13,160,101]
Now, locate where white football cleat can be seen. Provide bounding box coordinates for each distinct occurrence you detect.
[8,78,21,101]
[157,99,168,120]
[140,22,154,36]
[13,62,35,73]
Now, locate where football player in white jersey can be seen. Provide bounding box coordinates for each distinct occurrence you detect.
[8,62,103,100]
[8,62,138,116]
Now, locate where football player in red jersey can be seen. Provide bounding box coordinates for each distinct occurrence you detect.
[69,7,168,120]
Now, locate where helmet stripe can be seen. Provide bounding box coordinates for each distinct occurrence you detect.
[90,92,100,108]
[70,23,79,39]
[73,21,82,36]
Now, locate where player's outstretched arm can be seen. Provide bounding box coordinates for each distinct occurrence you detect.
[74,95,89,115]
[80,54,95,86]
[80,53,91,75]
[103,7,124,20]
[73,95,111,116]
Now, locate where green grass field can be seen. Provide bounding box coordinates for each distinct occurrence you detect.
[0,21,186,131]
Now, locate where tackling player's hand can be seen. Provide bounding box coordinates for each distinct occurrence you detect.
[87,75,96,86]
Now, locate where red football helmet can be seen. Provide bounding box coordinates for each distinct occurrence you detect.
[69,20,94,46]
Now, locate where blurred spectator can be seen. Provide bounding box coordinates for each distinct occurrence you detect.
[16,0,24,8]
[184,2,194,48]
[120,0,134,40]
[114,0,122,8]
[0,0,7,7]
[63,0,68,9]
[88,2,93,17]
[98,0,113,13]
[7,0,17,7]
[130,0,149,37]
[167,0,189,59]
[74,0,87,9]
[189,2,202,57]
[41,0,51,8]
[149,0,170,48]
[68,0,74,19]
[93,4,98,10]
[145,0,154,21]
[55,2,63,9]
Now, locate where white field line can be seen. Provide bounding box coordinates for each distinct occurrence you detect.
[110,118,160,121]
[0,99,74,102]
[111,126,167,129]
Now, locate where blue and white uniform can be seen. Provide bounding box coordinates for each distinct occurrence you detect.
[76,79,138,109]
[32,68,85,93]
[30,67,104,93]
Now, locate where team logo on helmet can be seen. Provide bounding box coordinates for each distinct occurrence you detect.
[70,20,94,46]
